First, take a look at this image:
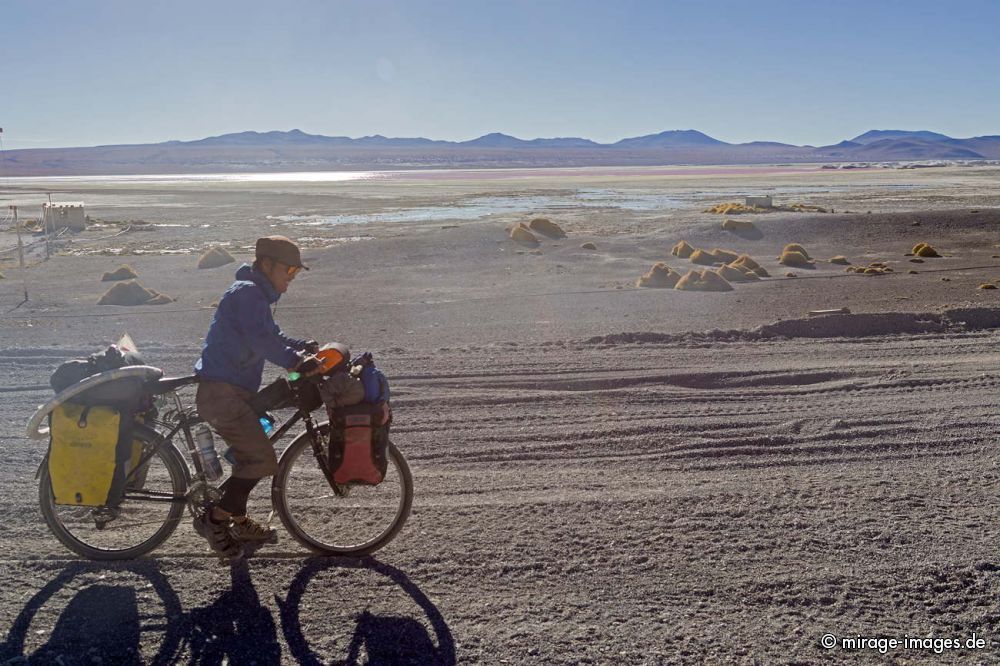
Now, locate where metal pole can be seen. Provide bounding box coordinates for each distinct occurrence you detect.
[45,193,52,259]
[12,205,27,302]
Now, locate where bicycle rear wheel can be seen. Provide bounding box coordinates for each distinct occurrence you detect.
[38,425,188,560]
[273,422,412,556]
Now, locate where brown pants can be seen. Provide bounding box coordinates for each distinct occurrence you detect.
[196,381,277,480]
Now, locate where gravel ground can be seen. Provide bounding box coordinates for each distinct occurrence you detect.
[0,167,998,663]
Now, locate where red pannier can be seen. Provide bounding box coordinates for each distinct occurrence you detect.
[328,402,391,485]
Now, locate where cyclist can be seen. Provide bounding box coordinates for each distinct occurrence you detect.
[193,236,319,558]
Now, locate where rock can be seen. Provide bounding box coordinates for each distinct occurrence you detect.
[785,272,797,278]
[909,258,924,263]
[671,240,695,258]
[527,218,566,239]
[198,246,236,269]
[978,283,997,290]
[580,242,597,250]
[101,264,138,281]
[722,218,756,232]
[636,262,680,288]
[829,256,850,265]
[510,224,540,246]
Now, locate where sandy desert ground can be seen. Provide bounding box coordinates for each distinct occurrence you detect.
[0,164,999,663]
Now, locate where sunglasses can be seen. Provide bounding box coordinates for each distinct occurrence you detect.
[284,265,303,278]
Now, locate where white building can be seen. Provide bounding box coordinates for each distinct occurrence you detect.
[745,195,773,209]
[43,202,87,232]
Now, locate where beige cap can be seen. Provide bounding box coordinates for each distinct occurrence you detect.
[255,236,309,269]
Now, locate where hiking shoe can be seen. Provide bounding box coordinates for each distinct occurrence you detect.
[193,512,244,559]
[229,515,278,543]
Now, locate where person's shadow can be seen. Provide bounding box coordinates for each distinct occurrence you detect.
[277,557,456,666]
[185,558,281,664]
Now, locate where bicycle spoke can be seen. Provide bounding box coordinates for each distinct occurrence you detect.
[41,435,187,559]
[274,429,412,555]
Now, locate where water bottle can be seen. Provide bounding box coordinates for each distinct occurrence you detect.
[222,414,274,467]
[259,413,275,435]
[193,423,223,481]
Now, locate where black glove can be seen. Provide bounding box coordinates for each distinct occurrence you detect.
[304,340,320,354]
[297,355,322,376]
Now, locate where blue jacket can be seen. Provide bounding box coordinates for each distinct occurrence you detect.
[195,264,307,392]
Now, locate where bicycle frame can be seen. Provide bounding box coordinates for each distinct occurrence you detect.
[118,386,340,506]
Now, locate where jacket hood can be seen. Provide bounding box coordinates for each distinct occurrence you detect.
[235,263,280,304]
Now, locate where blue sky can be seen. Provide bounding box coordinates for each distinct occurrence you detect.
[1,0,998,149]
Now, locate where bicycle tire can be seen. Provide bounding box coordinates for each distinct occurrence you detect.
[272,422,413,556]
[38,424,189,560]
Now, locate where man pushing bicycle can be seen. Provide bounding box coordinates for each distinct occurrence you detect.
[193,236,318,558]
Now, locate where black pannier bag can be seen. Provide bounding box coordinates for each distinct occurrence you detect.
[328,402,391,485]
[250,377,323,415]
[49,344,148,410]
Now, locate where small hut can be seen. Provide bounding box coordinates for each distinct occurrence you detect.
[43,202,87,232]
[745,195,773,209]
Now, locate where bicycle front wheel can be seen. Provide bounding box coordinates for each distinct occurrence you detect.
[273,422,413,556]
[38,424,189,560]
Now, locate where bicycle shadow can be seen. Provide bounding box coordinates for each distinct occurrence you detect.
[277,557,457,666]
[0,556,454,665]
[0,560,184,664]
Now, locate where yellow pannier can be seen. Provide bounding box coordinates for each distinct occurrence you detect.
[48,403,131,506]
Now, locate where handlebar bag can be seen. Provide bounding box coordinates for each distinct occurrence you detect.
[327,402,390,485]
[48,403,140,507]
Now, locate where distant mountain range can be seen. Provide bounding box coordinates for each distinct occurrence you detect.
[3,129,999,176]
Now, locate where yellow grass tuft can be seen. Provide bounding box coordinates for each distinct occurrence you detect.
[717,264,753,282]
[689,249,716,265]
[101,264,138,282]
[671,240,695,258]
[675,269,733,292]
[510,224,540,246]
[709,248,740,263]
[97,279,172,306]
[636,262,680,288]
[778,249,812,267]
[731,254,769,277]
[527,217,566,239]
[703,203,762,215]
[580,242,597,250]
[782,243,812,260]
[829,256,850,265]
[913,242,941,258]
[198,246,236,269]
